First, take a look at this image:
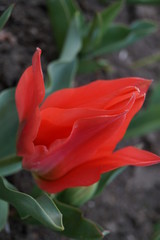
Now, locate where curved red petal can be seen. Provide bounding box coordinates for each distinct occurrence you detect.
[28,113,125,179]
[41,77,151,110]
[34,107,112,148]
[15,48,45,154]
[112,146,160,166]
[35,146,160,193]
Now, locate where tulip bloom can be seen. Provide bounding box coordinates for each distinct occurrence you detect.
[15,48,160,193]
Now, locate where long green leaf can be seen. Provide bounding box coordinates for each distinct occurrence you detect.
[83,0,123,52]
[152,222,160,240]
[46,58,78,95]
[0,4,14,31]
[56,168,125,207]
[60,12,82,61]
[56,183,99,207]
[0,155,22,177]
[125,105,160,138]
[78,58,111,74]
[0,199,8,231]
[46,13,82,94]
[0,88,18,159]
[94,167,126,197]
[0,177,63,231]
[148,82,160,107]
[82,21,156,58]
[46,0,79,50]
[55,199,108,239]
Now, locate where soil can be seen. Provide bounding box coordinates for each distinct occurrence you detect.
[0,0,160,240]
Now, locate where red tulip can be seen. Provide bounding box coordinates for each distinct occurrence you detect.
[15,48,160,193]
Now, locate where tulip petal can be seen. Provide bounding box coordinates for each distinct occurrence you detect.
[23,93,136,176]
[34,95,134,148]
[112,146,160,166]
[36,146,160,193]
[30,113,126,178]
[105,94,145,152]
[41,78,151,110]
[34,107,112,148]
[15,48,45,154]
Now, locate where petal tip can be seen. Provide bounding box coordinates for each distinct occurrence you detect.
[36,47,42,54]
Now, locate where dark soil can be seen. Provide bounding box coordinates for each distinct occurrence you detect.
[0,1,160,240]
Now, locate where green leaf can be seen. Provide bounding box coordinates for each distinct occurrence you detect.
[130,20,157,38]
[148,82,160,107]
[46,0,80,50]
[56,183,99,207]
[0,88,19,159]
[0,87,22,177]
[0,177,63,231]
[94,168,126,197]
[56,168,126,207]
[78,58,111,74]
[83,0,123,52]
[46,58,78,95]
[60,12,82,61]
[46,13,82,94]
[54,199,109,239]
[126,82,160,139]
[0,4,14,31]
[152,222,160,240]
[125,105,160,138]
[0,199,8,231]
[0,155,22,177]
[82,21,156,58]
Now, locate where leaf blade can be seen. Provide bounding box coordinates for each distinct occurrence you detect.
[0,199,8,231]
[0,88,18,160]
[0,155,22,177]
[0,177,63,231]
[46,0,79,50]
[55,199,108,239]
[0,4,14,31]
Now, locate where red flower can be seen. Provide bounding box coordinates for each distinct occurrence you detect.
[15,48,160,193]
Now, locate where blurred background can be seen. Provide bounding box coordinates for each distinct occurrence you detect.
[0,0,160,239]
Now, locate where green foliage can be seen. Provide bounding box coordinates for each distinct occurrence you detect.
[0,88,18,159]
[46,13,82,95]
[126,81,160,139]
[94,167,126,197]
[152,222,160,240]
[0,88,22,176]
[148,82,160,107]
[0,4,14,31]
[0,199,8,231]
[46,0,80,50]
[47,0,157,88]
[78,58,111,74]
[56,168,126,207]
[56,183,99,207]
[82,21,156,58]
[55,199,109,239]
[0,155,21,177]
[0,177,63,231]
[47,59,78,95]
[82,0,123,52]
[126,105,160,138]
